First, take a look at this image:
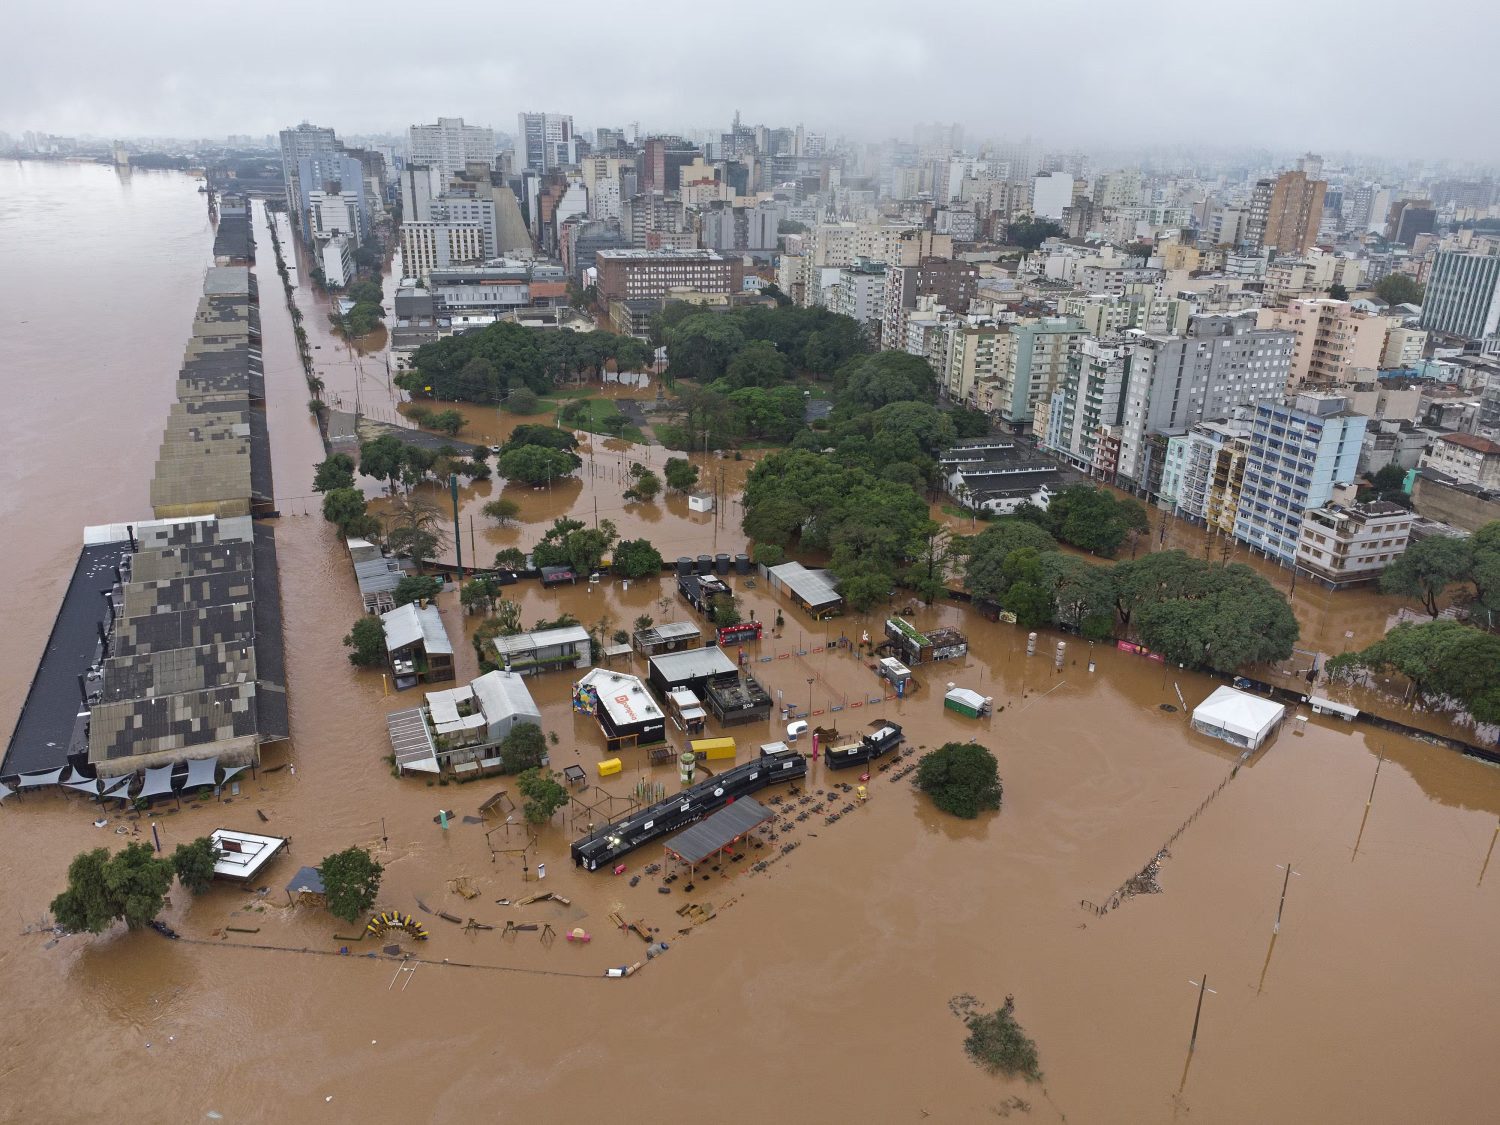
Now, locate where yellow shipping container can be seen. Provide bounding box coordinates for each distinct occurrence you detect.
[690,737,737,761]
[597,757,623,777]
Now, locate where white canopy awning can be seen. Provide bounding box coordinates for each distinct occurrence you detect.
[62,767,103,795]
[220,764,248,786]
[138,765,177,799]
[17,768,64,789]
[101,775,135,799]
[0,781,13,803]
[184,757,220,789]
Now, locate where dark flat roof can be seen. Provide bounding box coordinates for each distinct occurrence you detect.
[665,796,772,864]
[1,542,121,775]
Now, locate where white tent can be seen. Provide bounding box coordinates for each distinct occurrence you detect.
[1191,686,1285,751]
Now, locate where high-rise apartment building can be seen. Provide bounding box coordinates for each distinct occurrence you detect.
[517,112,575,173]
[278,123,340,238]
[1246,171,1326,256]
[1421,249,1500,340]
[1257,299,1387,389]
[1045,315,1287,493]
[992,318,1086,433]
[1233,393,1367,564]
[408,117,494,179]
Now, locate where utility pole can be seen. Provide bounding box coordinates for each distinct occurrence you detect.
[1187,975,1216,1051]
[1353,750,1384,861]
[1479,819,1500,886]
[449,473,464,582]
[1273,862,1300,933]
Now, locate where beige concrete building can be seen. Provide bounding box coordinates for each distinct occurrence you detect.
[944,320,1013,408]
[1382,325,1428,369]
[1295,502,1413,588]
[1249,170,1327,255]
[1258,299,1387,389]
[1419,433,1500,489]
[400,220,486,279]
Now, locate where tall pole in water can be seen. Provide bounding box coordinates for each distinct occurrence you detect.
[1273,862,1299,933]
[1187,974,1215,1051]
[449,473,463,582]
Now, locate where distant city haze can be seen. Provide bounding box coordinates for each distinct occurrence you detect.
[4,0,1497,161]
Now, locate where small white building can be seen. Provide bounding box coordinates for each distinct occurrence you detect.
[688,492,715,513]
[1191,686,1285,751]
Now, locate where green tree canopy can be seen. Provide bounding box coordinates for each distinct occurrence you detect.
[836,351,938,414]
[721,339,789,389]
[399,320,550,402]
[1380,535,1471,617]
[313,453,357,493]
[1008,216,1064,251]
[613,538,664,578]
[51,843,174,933]
[498,723,547,773]
[667,314,746,381]
[171,837,221,896]
[1133,562,1298,673]
[321,488,380,539]
[664,457,700,493]
[1035,485,1149,557]
[503,424,580,453]
[344,615,386,667]
[1328,619,1500,725]
[482,497,520,526]
[497,444,580,486]
[623,466,662,502]
[917,742,1003,819]
[317,846,384,924]
[1374,273,1424,306]
[531,517,618,573]
[516,768,569,824]
[392,574,442,607]
[962,519,1059,604]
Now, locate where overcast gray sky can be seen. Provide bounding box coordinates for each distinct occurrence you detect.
[5,0,1495,162]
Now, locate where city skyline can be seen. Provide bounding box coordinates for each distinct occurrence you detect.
[5,0,1498,163]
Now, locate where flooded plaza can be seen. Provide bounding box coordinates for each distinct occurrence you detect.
[3,163,1500,1123]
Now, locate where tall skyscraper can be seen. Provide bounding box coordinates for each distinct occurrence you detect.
[517,112,575,173]
[278,123,340,233]
[1422,249,1500,339]
[1246,170,1326,255]
[407,117,494,178]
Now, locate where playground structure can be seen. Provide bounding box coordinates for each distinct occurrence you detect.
[366,911,430,941]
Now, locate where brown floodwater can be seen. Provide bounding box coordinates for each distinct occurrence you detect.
[4,169,1500,1123]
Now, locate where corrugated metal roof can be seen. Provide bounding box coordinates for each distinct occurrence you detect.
[381,602,454,656]
[767,562,842,607]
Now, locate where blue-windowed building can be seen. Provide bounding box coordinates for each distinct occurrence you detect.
[1232,393,1367,565]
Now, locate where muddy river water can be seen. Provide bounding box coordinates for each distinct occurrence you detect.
[3,163,1500,1123]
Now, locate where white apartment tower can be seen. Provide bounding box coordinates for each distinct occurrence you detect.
[408,117,494,178]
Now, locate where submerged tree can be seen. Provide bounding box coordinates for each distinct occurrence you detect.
[917,743,1003,819]
[317,846,384,924]
[51,844,174,933]
[171,837,221,896]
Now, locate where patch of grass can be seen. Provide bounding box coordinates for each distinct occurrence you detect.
[554,397,645,443]
[942,503,989,521]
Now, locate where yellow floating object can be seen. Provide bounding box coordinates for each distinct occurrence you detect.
[598,757,623,777]
[690,736,737,761]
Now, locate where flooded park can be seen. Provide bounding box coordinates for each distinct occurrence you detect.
[3,163,1500,1122]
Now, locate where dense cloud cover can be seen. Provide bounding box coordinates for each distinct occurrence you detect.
[3,0,1495,161]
